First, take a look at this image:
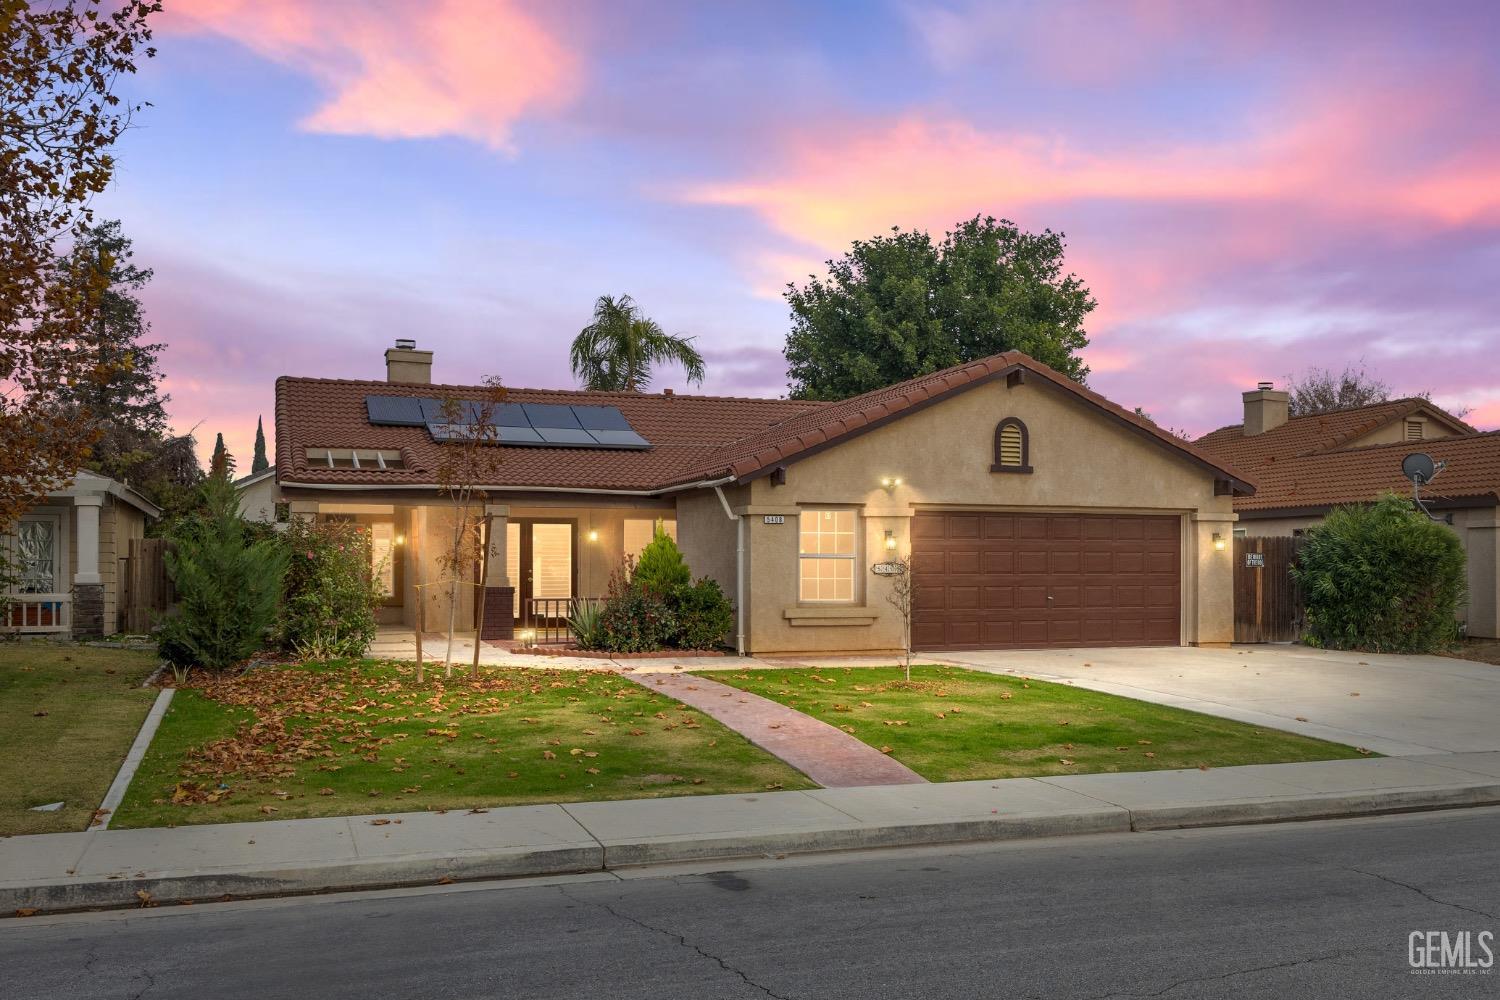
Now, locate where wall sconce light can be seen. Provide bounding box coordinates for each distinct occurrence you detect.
[1213,532,1226,551]
[587,529,599,543]
[884,529,898,552]
[517,627,537,648]
[394,533,406,546]
[880,476,903,491]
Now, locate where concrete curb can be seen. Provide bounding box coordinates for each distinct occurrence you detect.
[93,688,174,832]
[7,782,1500,915]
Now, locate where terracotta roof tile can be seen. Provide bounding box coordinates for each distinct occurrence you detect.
[1194,399,1475,472]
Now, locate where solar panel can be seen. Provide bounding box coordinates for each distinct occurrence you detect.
[521,403,582,429]
[365,396,427,426]
[366,394,651,449]
[572,405,632,431]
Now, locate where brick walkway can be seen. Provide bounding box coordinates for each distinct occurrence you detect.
[634,671,927,787]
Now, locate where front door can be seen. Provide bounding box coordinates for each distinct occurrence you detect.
[506,520,576,627]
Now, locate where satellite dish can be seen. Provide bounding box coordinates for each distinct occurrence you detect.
[1402,452,1436,484]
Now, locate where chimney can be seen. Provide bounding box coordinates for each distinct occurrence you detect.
[384,338,433,384]
[1242,381,1289,436]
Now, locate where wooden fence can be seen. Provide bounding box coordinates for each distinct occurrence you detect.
[118,537,175,634]
[1233,535,1307,643]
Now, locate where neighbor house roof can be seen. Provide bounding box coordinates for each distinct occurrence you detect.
[1194,398,1475,472]
[275,352,1256,495]
[1229,431,1500,513]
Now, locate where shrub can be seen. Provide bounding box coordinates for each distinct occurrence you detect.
[674,577,735,649]
[1293,493,1466,653]
[276,519,383,660]
[634,522,690,592]
[595,563,678,652]
[157,478,289,671]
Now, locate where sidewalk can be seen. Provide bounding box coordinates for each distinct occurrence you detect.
[6,752,1500,914]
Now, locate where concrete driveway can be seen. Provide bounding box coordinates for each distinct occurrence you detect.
[927,645,1500,756]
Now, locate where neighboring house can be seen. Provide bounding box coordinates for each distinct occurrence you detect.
[256,340,1253,655]
[1196,384,1499,638]
[5,471,161,638]
[235,466,279,523]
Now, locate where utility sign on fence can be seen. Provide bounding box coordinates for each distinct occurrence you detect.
[1245,552,1265,568]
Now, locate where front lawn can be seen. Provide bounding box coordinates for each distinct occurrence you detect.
[700,665,1369,781]
[112,660,812,828]
[0,642,160,835]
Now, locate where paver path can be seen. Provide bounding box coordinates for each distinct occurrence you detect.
[633,671,927,787]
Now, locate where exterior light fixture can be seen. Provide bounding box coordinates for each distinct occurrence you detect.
[517,628,537,647]
[884,529,898,552]
[394,533,406,546]
[880,476,903,491]
[1213,532,1226,551]
[587,529,599,543]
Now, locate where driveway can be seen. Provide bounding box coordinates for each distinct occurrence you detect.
[926,645,1500,756]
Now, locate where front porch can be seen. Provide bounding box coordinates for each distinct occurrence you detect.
[292,498,679,645]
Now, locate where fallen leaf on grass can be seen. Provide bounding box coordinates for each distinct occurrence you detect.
[317,787,334,796]
[1143,752,1156,759]
[878,745,894,754]
[1357,747,1373,756]
[258,805,277,815]
[542,750,556,760]
[1059,759,1075,766]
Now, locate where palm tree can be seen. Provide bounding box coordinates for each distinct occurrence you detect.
[570,294,706,392]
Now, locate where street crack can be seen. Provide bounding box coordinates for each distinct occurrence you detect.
[1070,951,1350,1000]
[557,886,792,1000]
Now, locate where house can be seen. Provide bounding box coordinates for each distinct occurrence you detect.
[5,471,161,638]
[1196,384,1499,638]
[258,340,1253,655]
[235,466,279,523]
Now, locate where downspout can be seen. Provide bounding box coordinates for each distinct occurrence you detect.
[713,485,746,655]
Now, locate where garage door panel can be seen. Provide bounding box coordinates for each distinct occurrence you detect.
[912,511,1181,651]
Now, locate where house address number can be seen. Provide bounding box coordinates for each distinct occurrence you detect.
[763,515,785,525]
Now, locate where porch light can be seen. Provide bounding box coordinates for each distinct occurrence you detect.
[587,529,599,543]
[884,529,898,552]
[880,476,903,491]
[1213,532,1226,551]
[394,533,406,546]
[517,627,537,647]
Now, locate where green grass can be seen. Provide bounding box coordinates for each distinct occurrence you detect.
[699,665,1370,781]
[0,642,160,835]
[112,659,812,828]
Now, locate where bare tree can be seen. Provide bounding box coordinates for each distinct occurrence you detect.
[1285,363,1471,419]
[883,554,916,682]
[432,378,506,679]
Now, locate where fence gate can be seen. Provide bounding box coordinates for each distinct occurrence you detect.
[1233,535,1306,643]
[118,537,176,634]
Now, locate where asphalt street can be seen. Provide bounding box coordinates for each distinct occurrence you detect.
[4,807,1498,999]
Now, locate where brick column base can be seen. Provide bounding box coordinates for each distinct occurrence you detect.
[479,586,515,641]
[73,583,105,639]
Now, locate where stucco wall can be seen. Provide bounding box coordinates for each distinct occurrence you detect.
[737,377,1237,654]
[238,476,280,523]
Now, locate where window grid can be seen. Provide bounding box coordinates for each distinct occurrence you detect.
[307,448,405,470]
[799,510,856,602]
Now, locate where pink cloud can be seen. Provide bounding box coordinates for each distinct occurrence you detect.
[164,0,580,151]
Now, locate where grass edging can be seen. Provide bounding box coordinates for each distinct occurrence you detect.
[93,688,175,831]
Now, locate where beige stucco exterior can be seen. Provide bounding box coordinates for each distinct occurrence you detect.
[711,376,1236,655]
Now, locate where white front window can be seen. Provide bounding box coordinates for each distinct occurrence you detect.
[799,510,856,602]
[14,516,60,593]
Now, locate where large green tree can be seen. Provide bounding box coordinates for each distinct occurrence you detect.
[570,294,706,392]
[783,215,1095,400]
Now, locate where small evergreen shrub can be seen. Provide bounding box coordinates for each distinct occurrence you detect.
[595,564,678,652]
[674,577,735,649]
[157,478,289,671]
[276,519,383,660]
[634,522,690,592]
[1293,493,1466,653]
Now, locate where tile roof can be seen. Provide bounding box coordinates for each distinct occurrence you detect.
[1194,398,1493,512]
[275,352,1256,495]
[1230,431,1500,512]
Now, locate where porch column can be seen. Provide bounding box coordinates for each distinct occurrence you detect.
[72,495,105,637]
[480,504,513,640]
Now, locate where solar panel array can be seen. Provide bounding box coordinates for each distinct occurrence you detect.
[364,396,651,450]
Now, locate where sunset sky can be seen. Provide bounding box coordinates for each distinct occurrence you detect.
[99,0,1500,465]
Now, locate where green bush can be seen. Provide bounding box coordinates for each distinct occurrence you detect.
[1293,493,1466,653]
[276,519,383,660]
[594,563,678,652]
[157,478,289,671]
[634,522,690,592]
[674,577,735,649]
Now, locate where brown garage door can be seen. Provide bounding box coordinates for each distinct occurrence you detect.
[911,511,1181,651]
